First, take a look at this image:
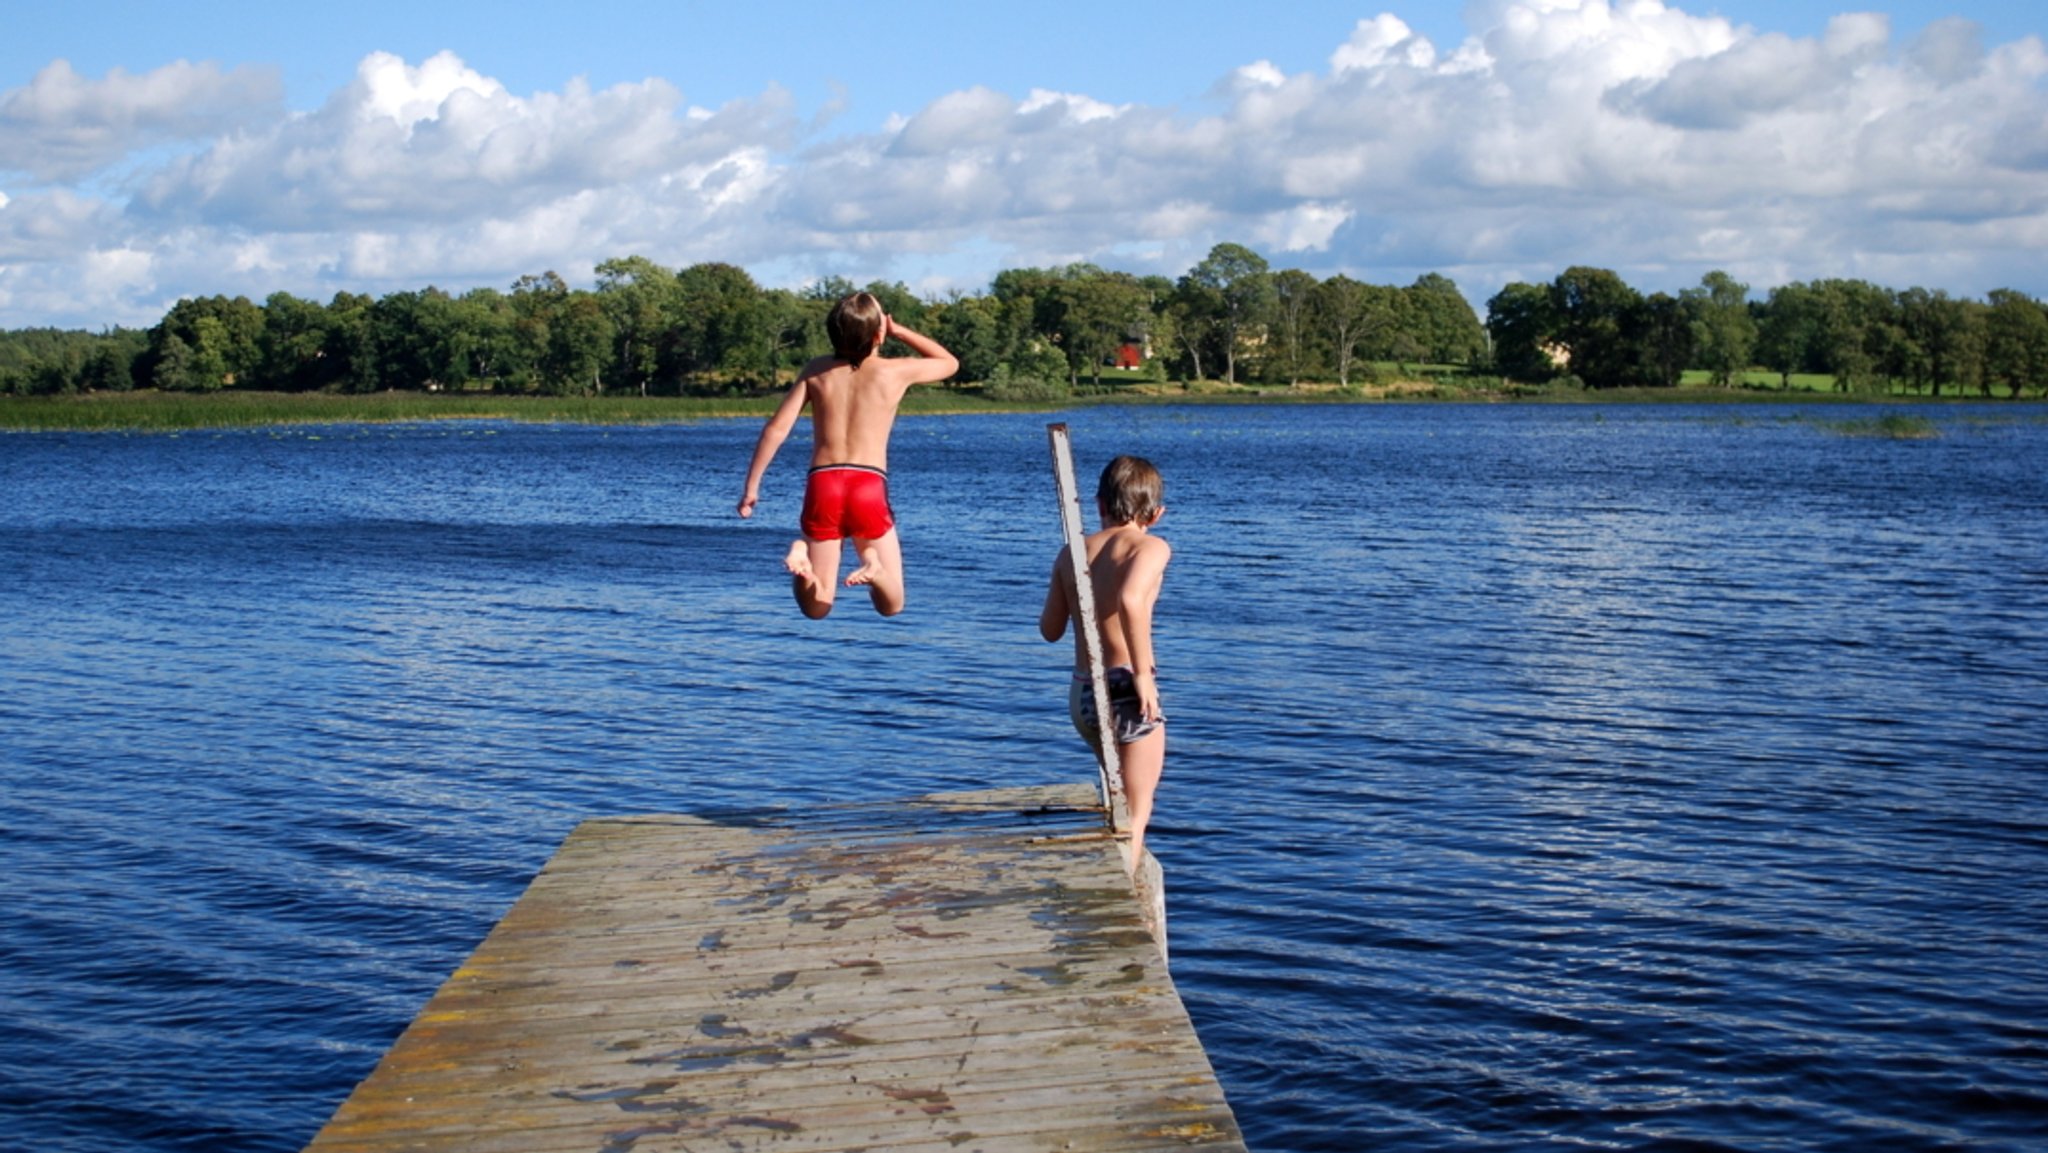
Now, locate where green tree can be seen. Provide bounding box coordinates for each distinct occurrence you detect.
[169,316,230,390]
[508,272,567,393]
[596,256,678,397]
[983,338,1071,401]
[451,288,517,390]
[1757,281,1820,389]
[1983,289,2048,398]
[506,272,614,394]
[803,275,858,302]
[1136,274,1177,380]
[152,332,198,393]
[2,329,125,394]
[0,329,132,394]
[369,288,469,390]
[549,290,614,395]
[320,292,379,393]
[981,271,1073,399]
[1164,276,1217,381]
[990,266,1069,374]
[1958,297,1992,397]
[1268,269,1320,386]
[1808,279,1894,392]
[933,292,1003,383]
[1548,267,1641,389]
[673,262,767,391]
[1628,292,1696,388]
[1404,273,1486,365]
[15,337,84,395]
[1681,271,1756,387]
[79,337,138,392]
[260,292,335,391]
[759,288,829,387]
[146,295,262,390]
[1314,275,1397,387]
[1898,287,1985,397]
[1486,281,1560,383]
[27,359,75,395]
[1182,242,1272,384]
[1060,269,1151,386]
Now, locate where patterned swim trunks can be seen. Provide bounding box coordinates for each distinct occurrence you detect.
[1068,666,1162,746]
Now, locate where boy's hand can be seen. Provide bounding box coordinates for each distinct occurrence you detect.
[737,491,758,518]
[1135,672,1164,723]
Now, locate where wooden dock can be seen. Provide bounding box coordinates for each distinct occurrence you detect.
[304,783,1244,1152]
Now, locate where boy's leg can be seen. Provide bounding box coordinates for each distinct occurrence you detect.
[1117,727,1165,872]
[787,538,841,618]
[845,529,905,617]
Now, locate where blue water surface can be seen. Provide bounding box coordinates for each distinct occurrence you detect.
[3,403,2046,1151]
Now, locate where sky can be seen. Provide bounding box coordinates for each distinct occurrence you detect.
[2,0,2045,328]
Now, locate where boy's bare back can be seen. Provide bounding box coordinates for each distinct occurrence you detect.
[1053,526,1171,674]
[793,334,935,471]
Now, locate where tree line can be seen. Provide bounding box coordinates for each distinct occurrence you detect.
[1489,267,2048,397]
[4,244,2046,398]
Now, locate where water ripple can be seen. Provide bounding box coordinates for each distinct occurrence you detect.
[3,408,2046,1151]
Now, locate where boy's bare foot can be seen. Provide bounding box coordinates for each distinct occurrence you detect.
[1124,836,1150,877]
[845,544,887,588]
[783,540,818,587]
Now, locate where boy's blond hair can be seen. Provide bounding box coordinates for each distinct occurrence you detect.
[826,292,886,366]
[1096,455,1163,526]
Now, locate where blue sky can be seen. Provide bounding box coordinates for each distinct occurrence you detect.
[5,1,2035,122]
[3,1,2044,327]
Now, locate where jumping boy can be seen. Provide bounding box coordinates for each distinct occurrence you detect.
[738,292,958,618]
[1039,455,1172,871]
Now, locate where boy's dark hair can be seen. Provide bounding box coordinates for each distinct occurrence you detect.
[1096,455,1163,526]
[826,292,886,366]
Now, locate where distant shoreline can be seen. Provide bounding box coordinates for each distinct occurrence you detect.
[1,384,2036,433]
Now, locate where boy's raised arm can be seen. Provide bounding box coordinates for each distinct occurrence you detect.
[881,318,959,385]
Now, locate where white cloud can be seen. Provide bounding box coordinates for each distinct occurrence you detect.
[6,4,2048,329]
[133,50,797,232]
[888,86,1014,156]
[353,50,504,130]
[1018,88,1125,124]
[82,246,156,297]
[0,58,281,182]
[1253,203,1354,253]
[0,188,125,261]
[1231,61,1287,91]
[1609,14,1884,129]
[1332,15,1438,73]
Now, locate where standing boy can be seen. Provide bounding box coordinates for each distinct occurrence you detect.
[738,292,958,618]
[1039,455,1172,870]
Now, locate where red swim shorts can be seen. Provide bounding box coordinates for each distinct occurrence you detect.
[800,464,896,542]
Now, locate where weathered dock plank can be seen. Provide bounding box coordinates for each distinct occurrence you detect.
[305,784,1243,1152]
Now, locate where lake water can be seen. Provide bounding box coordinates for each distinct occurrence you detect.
[3,403,2046,1152]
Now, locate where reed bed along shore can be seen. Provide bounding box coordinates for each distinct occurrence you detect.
[1,379,2033,433]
